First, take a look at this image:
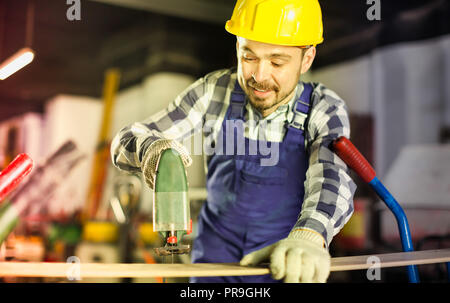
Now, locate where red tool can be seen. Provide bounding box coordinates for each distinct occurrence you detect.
[0,153,33,203]
[332,136,420,283]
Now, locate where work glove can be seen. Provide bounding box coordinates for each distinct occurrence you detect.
[141,139,192,190]
[240,229,331,283]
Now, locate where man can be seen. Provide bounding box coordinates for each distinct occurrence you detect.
[111,0,356,283]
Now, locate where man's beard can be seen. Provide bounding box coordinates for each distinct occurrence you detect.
[246,78,296,113]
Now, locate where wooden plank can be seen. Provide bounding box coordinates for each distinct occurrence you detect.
[0,249,449,278]
[331,248,450,271]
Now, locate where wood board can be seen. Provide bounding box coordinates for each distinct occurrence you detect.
[0,248,449,278]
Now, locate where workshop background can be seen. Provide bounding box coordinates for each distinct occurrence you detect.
[0,0,449,283]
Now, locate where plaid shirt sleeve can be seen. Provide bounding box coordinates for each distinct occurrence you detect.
[293,83,357,247]
[110,71,218,173]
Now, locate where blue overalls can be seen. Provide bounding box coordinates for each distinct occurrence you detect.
[190,80,313,283]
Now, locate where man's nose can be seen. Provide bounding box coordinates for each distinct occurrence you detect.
[252,61,271,83]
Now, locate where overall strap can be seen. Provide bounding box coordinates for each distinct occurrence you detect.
[229,80,246,120]
[285,83,314,145]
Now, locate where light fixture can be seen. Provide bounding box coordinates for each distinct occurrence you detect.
[0,0,35,80]
[0,48,35,80]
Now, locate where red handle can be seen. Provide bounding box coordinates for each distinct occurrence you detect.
[187,219,193,235]
[332,137,376,183]
[0,153,34,202]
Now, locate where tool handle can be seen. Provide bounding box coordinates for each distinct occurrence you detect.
[0,153,33,202]
[332,136,420,283]
[332,136,376,183]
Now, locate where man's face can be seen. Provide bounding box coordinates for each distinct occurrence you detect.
[236,37,307,116]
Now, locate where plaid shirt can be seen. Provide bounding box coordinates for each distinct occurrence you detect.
[111,68,356,246]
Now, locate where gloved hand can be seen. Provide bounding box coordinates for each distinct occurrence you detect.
[141,139,192,190]
[240,229,331,283]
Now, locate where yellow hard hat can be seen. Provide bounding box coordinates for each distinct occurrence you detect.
[225,0,324,46]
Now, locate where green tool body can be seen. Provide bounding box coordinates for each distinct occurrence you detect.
[153,148,191,256]
[0,201,19,245]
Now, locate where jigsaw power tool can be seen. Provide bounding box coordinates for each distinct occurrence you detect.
[153,148,192,258]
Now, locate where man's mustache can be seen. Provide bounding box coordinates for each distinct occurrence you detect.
[247,78,279,92]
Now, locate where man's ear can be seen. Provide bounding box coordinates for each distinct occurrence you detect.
[300,46,316,74]
[236,39,240,55]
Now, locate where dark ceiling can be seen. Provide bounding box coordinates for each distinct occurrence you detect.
[0,0,449,121]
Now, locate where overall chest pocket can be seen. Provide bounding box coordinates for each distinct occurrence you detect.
[233,160,289,218]
[239,164,287,185]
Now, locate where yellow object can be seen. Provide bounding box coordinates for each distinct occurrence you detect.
[82,69,121,222]
[138,223,159,245]
[340,212,364,238]
[82,221,118,243]
[225,0,324,46]
[53,240,65,257]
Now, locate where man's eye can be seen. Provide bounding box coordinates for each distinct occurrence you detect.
[243,57,255,61]
[272,62,283,67]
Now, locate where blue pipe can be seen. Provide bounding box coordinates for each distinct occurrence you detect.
[369,177,420,283]
[447,262,450,282]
